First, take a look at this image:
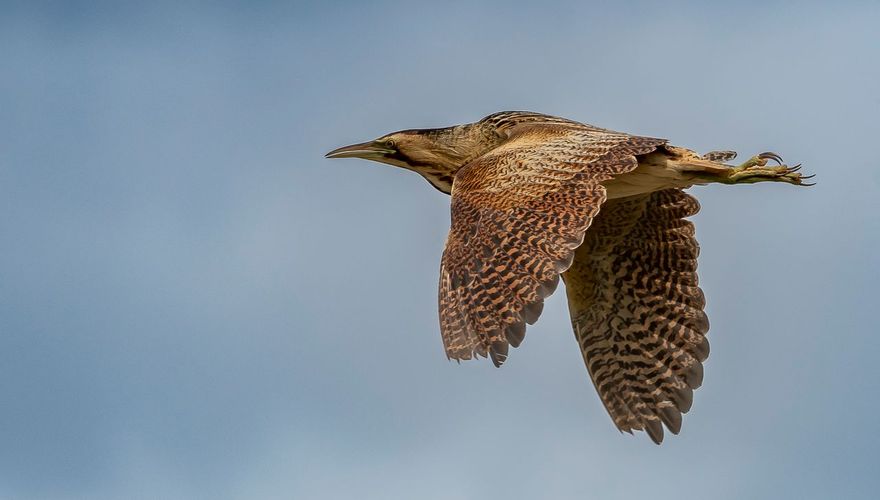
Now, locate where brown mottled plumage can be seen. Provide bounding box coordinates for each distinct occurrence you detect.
[326,111,812,444]
[565,189,707,443]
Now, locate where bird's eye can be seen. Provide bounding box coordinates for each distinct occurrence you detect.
[385,139,396,148]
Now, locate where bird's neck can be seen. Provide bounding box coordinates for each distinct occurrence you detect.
[400,124,500,194]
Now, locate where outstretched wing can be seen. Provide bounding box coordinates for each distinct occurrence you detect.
[438,123,666,366]
[563,189,709,444]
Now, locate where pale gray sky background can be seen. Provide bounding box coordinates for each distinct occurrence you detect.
[2,1,879,499]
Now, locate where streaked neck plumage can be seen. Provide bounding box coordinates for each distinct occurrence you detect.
[382,124,499,193]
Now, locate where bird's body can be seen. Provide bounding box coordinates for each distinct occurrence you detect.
[326,111,811,444]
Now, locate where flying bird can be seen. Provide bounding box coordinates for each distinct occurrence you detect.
[325,111,811,444]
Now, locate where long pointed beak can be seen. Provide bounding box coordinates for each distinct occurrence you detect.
[325,141,394,159]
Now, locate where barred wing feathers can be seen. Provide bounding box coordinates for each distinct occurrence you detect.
[438,123,666,367]
[564,189,710,444]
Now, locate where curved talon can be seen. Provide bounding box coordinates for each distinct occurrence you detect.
[758,152,784,165]
[797,172,816,186]
[787,164,802,173]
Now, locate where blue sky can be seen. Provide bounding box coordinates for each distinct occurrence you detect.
[2,1,879,498]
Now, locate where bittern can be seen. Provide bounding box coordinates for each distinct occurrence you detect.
[326,111,811,444]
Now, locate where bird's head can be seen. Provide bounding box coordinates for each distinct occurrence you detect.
[325,130,421,169]
[325,127,477,168]
[325,125,491,193]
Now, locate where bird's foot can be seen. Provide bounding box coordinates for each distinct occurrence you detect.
[724,152,814,186]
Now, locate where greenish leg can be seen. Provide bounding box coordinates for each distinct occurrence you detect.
[718,152,814,186]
